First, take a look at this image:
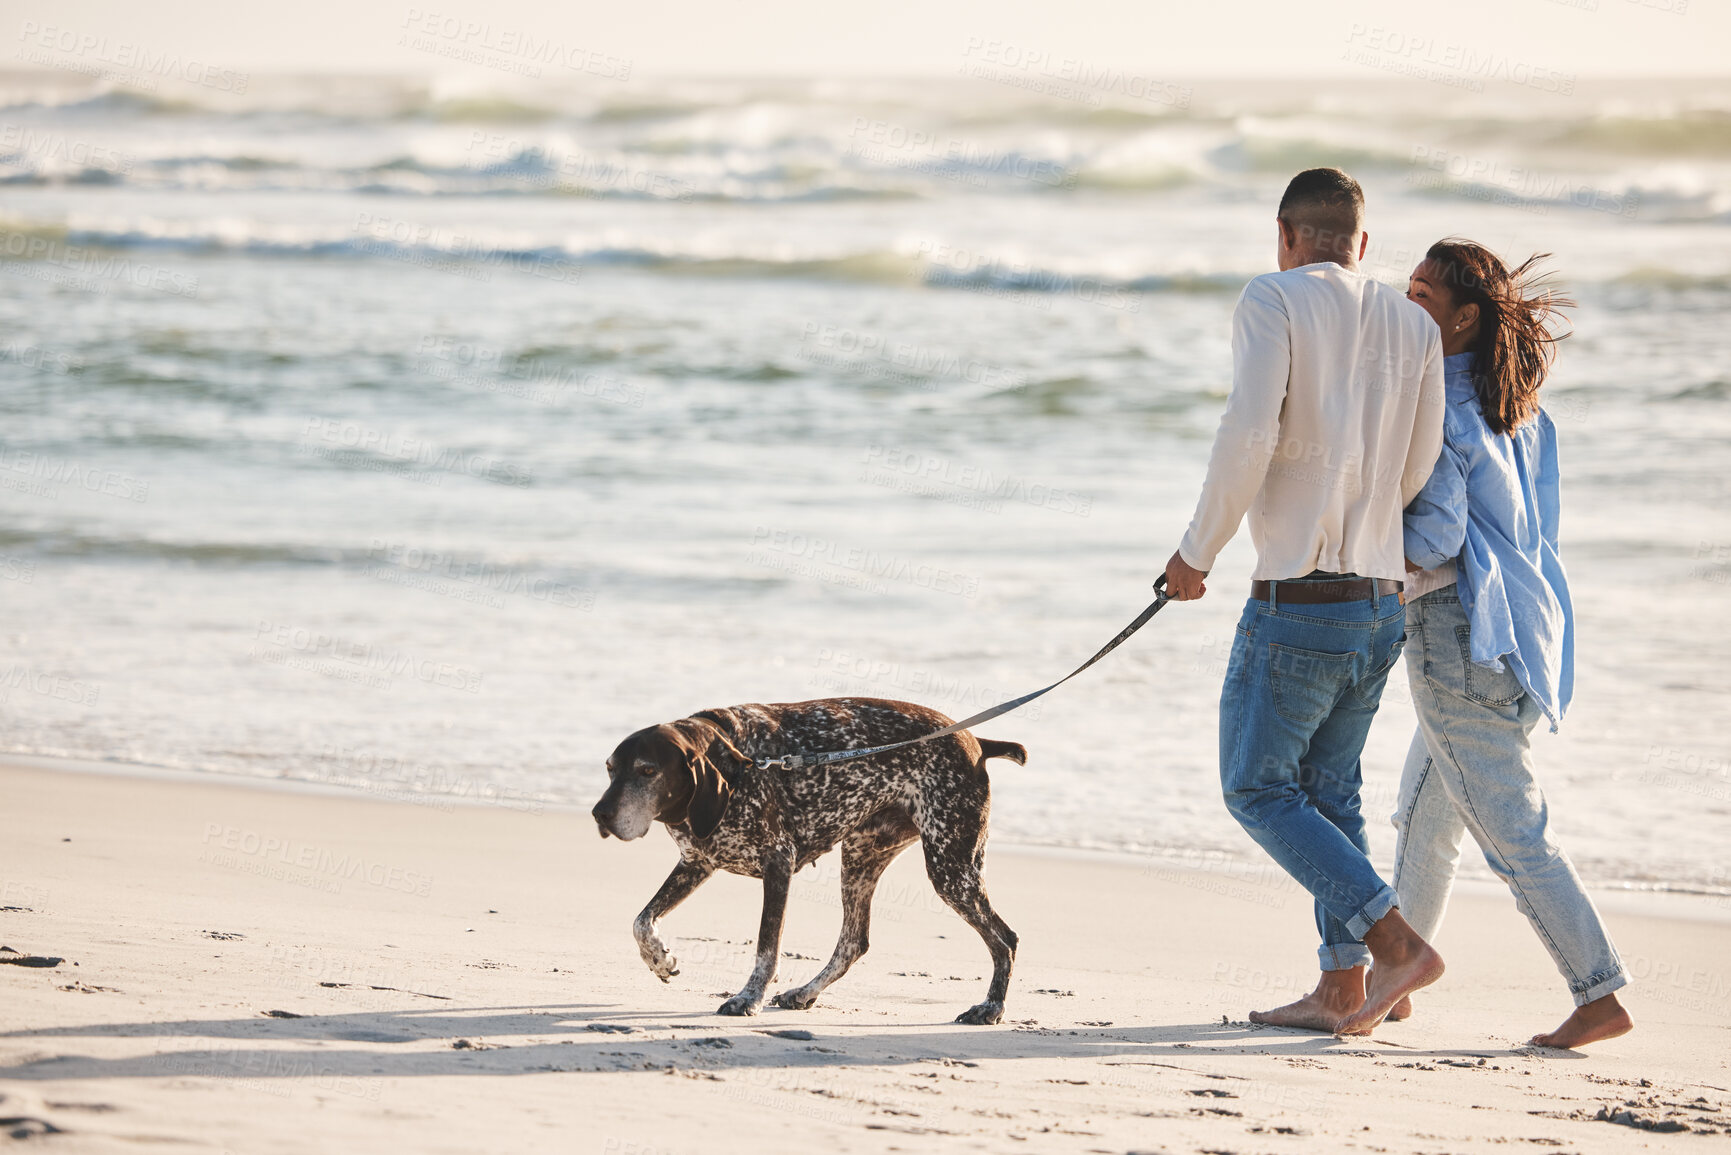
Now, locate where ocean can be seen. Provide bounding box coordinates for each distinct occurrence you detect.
[1,69,1727,894]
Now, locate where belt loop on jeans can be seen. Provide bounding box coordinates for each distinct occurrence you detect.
[1268,579,1278,610]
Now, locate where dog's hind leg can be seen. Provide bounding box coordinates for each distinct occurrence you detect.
[774,809,918,1011]
[634,858,715,982]
[918,785,1017,1025]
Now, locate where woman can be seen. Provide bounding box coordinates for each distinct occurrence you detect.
[1391,239,1631,1049]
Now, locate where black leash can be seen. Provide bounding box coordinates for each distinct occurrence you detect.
[755,576,1173,771]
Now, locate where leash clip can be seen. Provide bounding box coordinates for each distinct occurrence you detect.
[755,754,802,771]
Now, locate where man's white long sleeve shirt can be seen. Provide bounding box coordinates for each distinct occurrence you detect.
[1178,261,1446,582]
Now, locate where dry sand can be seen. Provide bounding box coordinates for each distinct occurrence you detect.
[2,754,1727,1154]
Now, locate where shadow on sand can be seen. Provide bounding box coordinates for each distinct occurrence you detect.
[0,1002,1562,1084]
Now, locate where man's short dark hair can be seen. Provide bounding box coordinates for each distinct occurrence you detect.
[1277,167,1364,246]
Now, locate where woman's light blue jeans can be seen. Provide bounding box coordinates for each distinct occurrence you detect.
[1392,587,1628,1006]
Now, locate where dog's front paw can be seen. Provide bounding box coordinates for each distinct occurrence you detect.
[717,993,762,1017]
[636,937,679,983]
[771,987,818,1011]
[955,1000,1004,1026]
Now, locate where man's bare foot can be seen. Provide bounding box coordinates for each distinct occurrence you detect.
[1249,967,1364,1032]
[1336,911,1444,1036]
[1365,971,1414,1022]
[1530,993,1632,1050]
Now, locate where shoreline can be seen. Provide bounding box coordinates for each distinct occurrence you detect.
[7,751,1726,920]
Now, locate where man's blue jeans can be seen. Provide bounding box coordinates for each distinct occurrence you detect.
[1219,581,1408,971]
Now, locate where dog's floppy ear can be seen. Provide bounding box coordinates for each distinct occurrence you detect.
[685,749,733,839]
[660,719,742,839]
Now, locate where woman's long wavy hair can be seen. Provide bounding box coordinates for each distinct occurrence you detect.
[1424,239,1574,435]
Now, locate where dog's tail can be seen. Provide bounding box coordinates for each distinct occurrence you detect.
[976,738,1027,766]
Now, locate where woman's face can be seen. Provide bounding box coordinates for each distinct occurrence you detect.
[1408,258,1478,354]
[1406,259,1455,328]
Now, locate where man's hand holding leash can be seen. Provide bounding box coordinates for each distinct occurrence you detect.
[1163,550,1208,601]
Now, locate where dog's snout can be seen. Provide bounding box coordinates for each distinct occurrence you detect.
[591,803,615,839]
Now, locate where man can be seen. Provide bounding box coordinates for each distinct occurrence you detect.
[1163,168,1446,1036]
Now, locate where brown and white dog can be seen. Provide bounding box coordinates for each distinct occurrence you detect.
[590,697,1027,1024]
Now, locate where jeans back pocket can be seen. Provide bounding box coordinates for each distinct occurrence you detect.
[1352,633,1407,708]
[1268,643,1357,724]
[1455,625,1524,707]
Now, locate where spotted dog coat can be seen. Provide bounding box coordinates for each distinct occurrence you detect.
[590,697,1027,1024]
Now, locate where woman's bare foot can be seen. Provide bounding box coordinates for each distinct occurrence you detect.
[1336,910,1444,1036]
[1249,967,1365,1032]
[1530,993,1632,1050]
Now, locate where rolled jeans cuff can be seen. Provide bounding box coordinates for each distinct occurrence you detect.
[1573,967,1629,1008]
[1345,884,1400,941]
[1318,942,1371,971]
